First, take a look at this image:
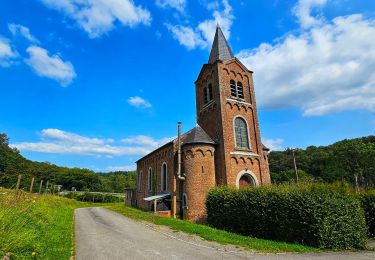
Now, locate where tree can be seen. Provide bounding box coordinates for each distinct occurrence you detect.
[329,140,375,190]
[271,169,313,184]
[269,135,375,189]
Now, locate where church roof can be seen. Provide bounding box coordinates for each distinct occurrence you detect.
[208,25,234,64]
[183,125,216,146]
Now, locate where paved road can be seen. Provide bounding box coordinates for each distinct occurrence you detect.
[75,207,375,260]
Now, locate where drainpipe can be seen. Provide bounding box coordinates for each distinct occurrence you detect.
[177,122,185,181]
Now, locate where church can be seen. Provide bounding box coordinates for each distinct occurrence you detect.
[133,26,271,222]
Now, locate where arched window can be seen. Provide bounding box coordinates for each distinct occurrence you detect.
[148,167,153,192]
[161,163,167,192]
[230,80,236,97]
[137,170,142,191]
[237,82,244,99]
[204,87,208,104]
[208,84,213,101]
[203,84,213,104]
[234,117,249,149]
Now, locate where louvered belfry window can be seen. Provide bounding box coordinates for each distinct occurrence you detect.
[237,82,244,99]
[208,84,213,100]
[235,117,249,149]
[230,80,245,99]
[230,80,237,97]
[204,87,209,104]
[204,84,213,104]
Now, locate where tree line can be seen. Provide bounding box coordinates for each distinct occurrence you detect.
[2,132,374,192]
[269,136,375,189]
[0,133,135,192]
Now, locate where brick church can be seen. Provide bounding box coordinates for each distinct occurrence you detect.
[133,26,271,222]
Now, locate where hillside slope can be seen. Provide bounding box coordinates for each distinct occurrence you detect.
[269,136,375,188]
[0,133,135,192]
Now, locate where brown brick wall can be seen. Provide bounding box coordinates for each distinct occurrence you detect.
[196,64,227,185]
[136,143,177,211]
[182,144,216,222]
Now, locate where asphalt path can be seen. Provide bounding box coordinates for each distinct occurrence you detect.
[75,207,375,260]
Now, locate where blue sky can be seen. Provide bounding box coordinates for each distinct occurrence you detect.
[0,0,374,172]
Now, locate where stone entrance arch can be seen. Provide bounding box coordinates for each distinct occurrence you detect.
[236,170,258,189]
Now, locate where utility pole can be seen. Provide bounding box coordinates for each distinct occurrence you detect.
[292,148,299,183]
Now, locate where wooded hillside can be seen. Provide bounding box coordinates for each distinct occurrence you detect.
[0,133,135,192]
[269,136,375,189]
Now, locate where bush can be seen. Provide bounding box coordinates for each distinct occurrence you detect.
[359,190,375,237]
[206,184,367,249]
[64,192,123,203]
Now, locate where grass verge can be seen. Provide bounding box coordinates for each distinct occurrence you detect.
[0,189,107,259]
[105,203,319,253]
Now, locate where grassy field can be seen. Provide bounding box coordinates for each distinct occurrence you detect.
[106,203,319,253]
[0,189,95,259]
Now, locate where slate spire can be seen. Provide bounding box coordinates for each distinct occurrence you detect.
[208,25,234,64]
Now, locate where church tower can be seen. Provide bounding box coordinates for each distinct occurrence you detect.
[195,26,271,187]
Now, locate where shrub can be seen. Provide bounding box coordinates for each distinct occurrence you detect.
[64,192,123,203]
[206,184,367,249]
[359,190,375,237]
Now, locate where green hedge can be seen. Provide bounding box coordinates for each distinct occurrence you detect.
[359,190,375,237]
[206,184,367,249]
[64,192,123,203]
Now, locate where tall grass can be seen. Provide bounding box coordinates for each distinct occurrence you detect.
[0,190,38,258]
[0,189,92,259]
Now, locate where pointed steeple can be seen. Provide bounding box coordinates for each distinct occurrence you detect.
[208,25,234,64]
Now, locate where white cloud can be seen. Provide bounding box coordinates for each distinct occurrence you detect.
[165,24,207,49]
[40,0,151,38]
[293,0,327,28]
[237,1,375,116]
[11,129,172,157]
[0,37,18,67]
[121,135,174,148]
[127,96,152,108]
[156,0,186,13]
[107,165,136,171]
[263,138,284,151]
[25,45,76,86]
[8,23,39,43]
[41,129,110,145]
[166,0,234,50]
[197,0,233,44]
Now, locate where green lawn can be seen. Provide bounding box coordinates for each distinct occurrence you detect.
[0,190,97,259]
[106,203,319,253]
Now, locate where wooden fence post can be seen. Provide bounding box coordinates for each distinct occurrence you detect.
[15,175,22,194]
[29,177,35,193]
[39,180,43,194]
[45,180,49,193]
